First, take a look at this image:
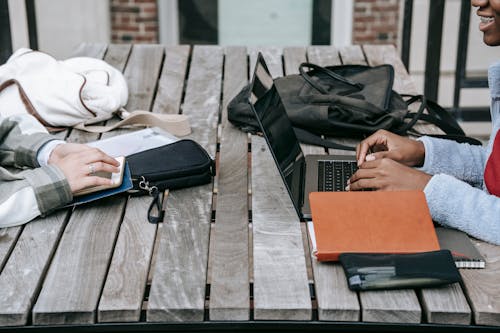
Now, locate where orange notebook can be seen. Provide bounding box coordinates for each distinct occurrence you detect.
[308,191,440,261]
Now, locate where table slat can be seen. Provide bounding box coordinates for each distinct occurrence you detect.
[209,46,250,321]
[98,44,165,323]
[152,45,190,115]
[249,47,311,321]
[0,212,68,326]
[32,197,126,325]
[461,241,500,326]
[364,44,473,325]
[0,227,22,272]
[340,44,420,324]
[251,135,312,320]
[305,46,360,322]
[31,44,130,326]
[147,46,223,322]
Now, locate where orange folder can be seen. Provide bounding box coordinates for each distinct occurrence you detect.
[309,191,440,261]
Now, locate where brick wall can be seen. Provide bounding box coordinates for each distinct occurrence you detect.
[109,0,400,45]
[352,0,400,45]
[110,0,159,43]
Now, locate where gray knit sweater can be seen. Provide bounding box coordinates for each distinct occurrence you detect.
[418,61,500,245]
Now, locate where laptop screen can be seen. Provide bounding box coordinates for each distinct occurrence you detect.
[249,53,305,213]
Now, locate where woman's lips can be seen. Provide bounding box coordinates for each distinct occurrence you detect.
[479,16,495,32]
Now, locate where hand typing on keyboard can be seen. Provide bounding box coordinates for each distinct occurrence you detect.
[346,130,432,191]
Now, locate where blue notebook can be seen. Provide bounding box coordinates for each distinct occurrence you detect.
[65,162,133,207]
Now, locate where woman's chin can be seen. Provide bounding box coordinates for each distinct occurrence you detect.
[483,33,500,46]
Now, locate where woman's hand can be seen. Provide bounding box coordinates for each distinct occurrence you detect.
[347,158,432,191]
[48,144,120,193]
[356,129,426,167]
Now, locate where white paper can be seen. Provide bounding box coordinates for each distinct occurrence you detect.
[307,221,317,254]
[88,127,179,157]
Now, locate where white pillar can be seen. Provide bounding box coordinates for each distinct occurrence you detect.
[331,0,353,47]
[158,0,179,45]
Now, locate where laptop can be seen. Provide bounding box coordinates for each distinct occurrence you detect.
[249,53,357,219]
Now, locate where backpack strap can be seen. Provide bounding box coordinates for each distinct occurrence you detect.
[401,95,482,146]
[298,62,364,94]
[74,109,191,136]
[294,127,355,151]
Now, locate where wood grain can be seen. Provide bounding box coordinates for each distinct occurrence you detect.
[305,46,360,322]
[364,44,472,324]
[249,47,311,320]
[0,212,68,326]
[0,227,22,272]
[361,289,421,323]
[337,45,421,323]
[461,240,500,326]
[152,45,190,115]
[0,43,111,327]
[31,44,131,326]
[147,46,223,322]
[98,44,164,323]
[251,135,311,320]
[209,46,250,321]
[32,197,126,325]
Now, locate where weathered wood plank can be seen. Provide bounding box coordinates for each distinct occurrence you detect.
[152,45,190,115]
[32,197,126,325]
[338,45,367,65]
[461,240,500,326]
[283,47,305,76]
[307,46,342,67]
[248,48,311,320]
[147,46,223,322]
[0,212,68,326]
[209,46,250,321]
[283,46,321,292]
[364,44,472,324]
[102,44,132,73]
[97,44,164,323]
[306,46,360,322]
[0,227,22,272]
[0,43,112,327]
[361,290,421,323]
[338,44,422,324]
[420,284,471,325]
[251,135,311,320]
[249,47,283,79]
[31,44,131,326]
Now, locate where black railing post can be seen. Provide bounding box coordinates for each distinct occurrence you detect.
[0,0,12,63]
[312,0,332,45]
[25,0,38,50]
[424,0,445,102]
[401,0,413,71]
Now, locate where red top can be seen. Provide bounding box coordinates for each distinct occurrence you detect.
[484,130,500,197]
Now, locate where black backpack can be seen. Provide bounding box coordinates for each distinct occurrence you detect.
[228,63,481,150]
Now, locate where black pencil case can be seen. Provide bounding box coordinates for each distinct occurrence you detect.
[127,139,215,223]
[339,250,462,291]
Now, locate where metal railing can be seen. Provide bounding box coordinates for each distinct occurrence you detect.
[401,0,489,121]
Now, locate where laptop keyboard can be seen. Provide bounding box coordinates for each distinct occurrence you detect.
[318,160,358,192]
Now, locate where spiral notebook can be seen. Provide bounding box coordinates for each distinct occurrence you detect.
[436,227,486,269]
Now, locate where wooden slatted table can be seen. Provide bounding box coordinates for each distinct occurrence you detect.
[0,43,499,332]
